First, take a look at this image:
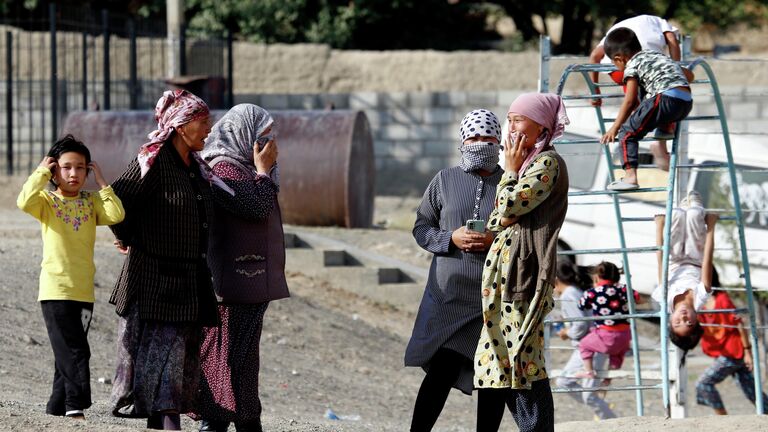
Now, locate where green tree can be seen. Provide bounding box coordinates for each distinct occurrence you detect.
[184,0,494,49]
[663,0,768,33]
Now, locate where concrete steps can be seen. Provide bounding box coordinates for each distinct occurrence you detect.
[284,229,426,312]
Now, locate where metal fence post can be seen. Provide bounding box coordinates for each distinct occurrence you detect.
[538,35,550,93]
[102,9,110,110]
[50,3,58,143]
[179,23,187,76]
[82,31,87,110]
[5,31,13,175]
[227,29,233,107]
[128,18,138,110]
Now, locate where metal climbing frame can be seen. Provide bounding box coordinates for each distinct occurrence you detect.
[541,35,764,417]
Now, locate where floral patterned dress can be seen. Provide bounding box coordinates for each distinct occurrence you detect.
[474,154,560,390]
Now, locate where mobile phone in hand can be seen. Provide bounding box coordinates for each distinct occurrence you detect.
[466,219,486,232]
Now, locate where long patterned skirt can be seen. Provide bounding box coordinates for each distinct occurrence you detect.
[192,303,269,423]
[110,304,202,417]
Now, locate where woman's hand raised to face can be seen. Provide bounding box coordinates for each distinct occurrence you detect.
[253,138,278,174]
[505,131,528,174]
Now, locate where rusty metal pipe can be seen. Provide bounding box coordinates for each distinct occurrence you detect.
[61,110,374,228]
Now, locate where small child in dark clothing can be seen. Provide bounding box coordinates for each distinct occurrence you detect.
[575,262,634,381]
[599,27,694,190]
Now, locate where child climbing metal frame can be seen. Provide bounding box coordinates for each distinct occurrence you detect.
[539,35,764,417]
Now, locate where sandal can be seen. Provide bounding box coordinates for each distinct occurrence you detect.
[607,178,639,191]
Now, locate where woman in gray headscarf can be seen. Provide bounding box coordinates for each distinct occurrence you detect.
[192,104,290,432]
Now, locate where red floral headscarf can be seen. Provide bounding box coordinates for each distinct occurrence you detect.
[138,89,210,177]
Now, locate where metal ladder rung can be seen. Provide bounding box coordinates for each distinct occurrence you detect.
[678,164,768,172]
[690,79,712,84]
[684,115,721,121]
[546,311,661,323]
[568,187,668,196]
[603,115,720,123]
[553,137,660,145]
[562,94,624,101]
[551,369,666,380]
[621,215,740,224]
[557,246,660,255]
[552,384,663,394]
[676,162,727,169]
[602,115,721,123]
[621,217,655,222]
[563,64,617,73]
[697,308,748,314]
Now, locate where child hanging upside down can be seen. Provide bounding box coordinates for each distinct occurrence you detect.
[652,190,718,359]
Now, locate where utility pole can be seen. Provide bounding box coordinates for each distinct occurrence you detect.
[166,0,184,78]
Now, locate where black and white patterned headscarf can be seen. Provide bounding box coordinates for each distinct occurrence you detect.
[458,109,502,173]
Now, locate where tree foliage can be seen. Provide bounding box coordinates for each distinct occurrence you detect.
[664,0,768,33]
[2,0,767,53]
[184,0,495,50]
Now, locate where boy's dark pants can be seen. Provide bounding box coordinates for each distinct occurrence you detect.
[40,300,93,415]
[618,93,693,170]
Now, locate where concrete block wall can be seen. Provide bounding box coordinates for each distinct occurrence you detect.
[236,90,525,195]
[4,85,763,194]
[236,88,768,196]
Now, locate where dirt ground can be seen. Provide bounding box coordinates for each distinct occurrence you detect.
[1,175,767,431]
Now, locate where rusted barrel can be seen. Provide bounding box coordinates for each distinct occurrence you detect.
[61,110,374,228]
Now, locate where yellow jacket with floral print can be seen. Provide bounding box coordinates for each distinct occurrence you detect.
[17,167,125,302]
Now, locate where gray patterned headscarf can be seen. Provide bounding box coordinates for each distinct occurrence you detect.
[200,103,279,186]
[458,109,502,173]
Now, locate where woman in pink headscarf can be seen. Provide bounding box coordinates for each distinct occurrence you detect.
[473,93,570,432]
[108,90,225,430]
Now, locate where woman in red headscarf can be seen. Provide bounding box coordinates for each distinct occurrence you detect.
[473,93,570,432]
[108,90,228,430]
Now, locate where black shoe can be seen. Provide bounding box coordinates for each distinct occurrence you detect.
[235,420,262,432]
[235,420,263,432]
[200,419,231,432]
[147,413,163,430]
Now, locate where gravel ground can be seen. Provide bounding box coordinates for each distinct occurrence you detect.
[1,174,767,431]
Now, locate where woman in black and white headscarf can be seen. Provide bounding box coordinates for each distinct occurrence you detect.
[192,104,290,432]
[405,109,503,431]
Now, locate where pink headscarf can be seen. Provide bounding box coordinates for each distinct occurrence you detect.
[507,93,569,175]
[138,89,210,178]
